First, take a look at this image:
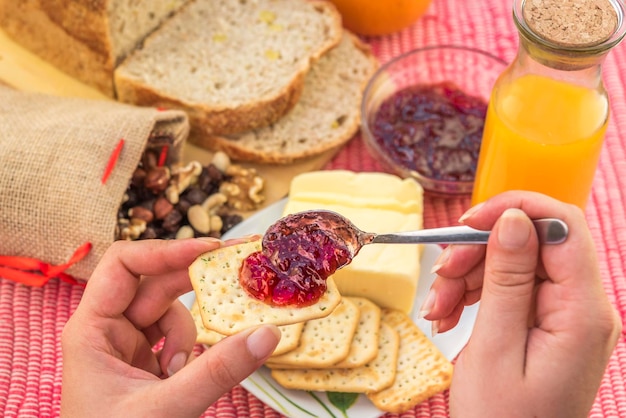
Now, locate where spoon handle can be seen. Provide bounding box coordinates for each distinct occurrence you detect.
[370,218,568,245]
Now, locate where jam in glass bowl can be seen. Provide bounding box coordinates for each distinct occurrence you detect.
[361,45,507,195]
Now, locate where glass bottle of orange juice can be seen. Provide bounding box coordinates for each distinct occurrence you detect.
[471,0,626,209]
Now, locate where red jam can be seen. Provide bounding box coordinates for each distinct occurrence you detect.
[371,81,488,182]
[239,211,359,307]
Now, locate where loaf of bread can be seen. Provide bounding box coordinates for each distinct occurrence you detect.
[0,0,189,97]
[114,0,343,137]
[195,32,378,164]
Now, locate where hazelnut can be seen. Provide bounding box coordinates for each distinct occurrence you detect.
[144,167,171,193]
[162,209,183,232]
[153,196,174,220]
[128,206,154,224]
[131,168,147,187]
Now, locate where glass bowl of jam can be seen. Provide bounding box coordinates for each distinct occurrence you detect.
[361,45,507,195]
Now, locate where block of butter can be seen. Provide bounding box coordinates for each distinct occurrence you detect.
[283,170,424,313]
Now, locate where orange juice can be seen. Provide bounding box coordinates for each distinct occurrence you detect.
[471,73,608,209]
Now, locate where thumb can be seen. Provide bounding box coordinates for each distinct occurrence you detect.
[158,325,280,417]
[470,208,539,368]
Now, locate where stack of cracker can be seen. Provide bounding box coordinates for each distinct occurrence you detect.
[190,279,453,413]
[267,302,453,413]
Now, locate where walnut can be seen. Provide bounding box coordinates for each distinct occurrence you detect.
[221,164,265,211]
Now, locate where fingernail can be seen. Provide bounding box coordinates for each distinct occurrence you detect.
[196,237,223,244]
[242,234,261,242]
[497,208,532,249]
[418,289,436,319]
[431,320,440,337]
[458,202,485,224]
[167,352,188,377]
[228,234,261,245]
[246,325,281,360]
[430,245,451,274]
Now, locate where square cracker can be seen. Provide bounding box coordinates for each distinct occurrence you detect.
[269,321,399,393]
[366,309,454,413]
[190,300,305,356]
[265,297,360,368]
[189,240,342,335]
[333,297,381,368]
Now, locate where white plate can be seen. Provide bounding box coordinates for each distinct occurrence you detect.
[180,198,478,418]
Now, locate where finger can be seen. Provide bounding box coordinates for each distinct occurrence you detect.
[123,237,258,327]
[420,245,485,320]
[82,238,223,318]
[431,285,482,334]
[460,191,598,290]
[223,235,261,246]
[156,300,197,377]
[435,300,466,334]
[432,244,486,277]
[156,325,280,417]
[124,271,196,329]
[470,208,539,369]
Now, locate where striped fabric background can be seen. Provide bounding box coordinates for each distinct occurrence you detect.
[1,0,626,417]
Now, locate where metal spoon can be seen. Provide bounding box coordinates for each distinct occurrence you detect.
[264,211,568,261]
[367,217,568,245]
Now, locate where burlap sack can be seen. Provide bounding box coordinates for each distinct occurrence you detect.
[0,85,189,281]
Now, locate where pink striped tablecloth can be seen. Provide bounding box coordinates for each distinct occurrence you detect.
[2,0,626,417]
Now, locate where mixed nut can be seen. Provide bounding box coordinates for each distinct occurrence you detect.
[115,147,266,241]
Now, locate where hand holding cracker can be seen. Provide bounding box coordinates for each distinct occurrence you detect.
[189,239,342,335]
[421,191,621,417]
[61,237,280,417]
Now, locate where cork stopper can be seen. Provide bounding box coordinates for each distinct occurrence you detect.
[522,0,618,47]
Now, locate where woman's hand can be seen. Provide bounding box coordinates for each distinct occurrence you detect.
[61,237,280,418]
[421,191,621,418]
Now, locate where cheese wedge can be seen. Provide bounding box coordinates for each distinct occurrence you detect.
[283,171,424,313]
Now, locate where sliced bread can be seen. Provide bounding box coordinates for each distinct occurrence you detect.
[0,0,189,97]
[193,31,378,164]
[114,0,343,136]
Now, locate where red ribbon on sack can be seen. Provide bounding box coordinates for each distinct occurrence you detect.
[157,144,169,167]
[101,139,125,185]
[0,242,91,287]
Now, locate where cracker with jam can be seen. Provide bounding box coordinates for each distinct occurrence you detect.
[189,239,342,335]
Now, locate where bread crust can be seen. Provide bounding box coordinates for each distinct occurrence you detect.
[114,0,343,136]
[196,33,378,164]
[115,67,307,137]
[0,0,116,96]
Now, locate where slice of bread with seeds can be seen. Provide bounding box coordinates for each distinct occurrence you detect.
[114,0,343,136]
[200,31,379,164]
[188,239,342,335]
